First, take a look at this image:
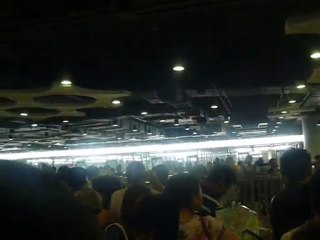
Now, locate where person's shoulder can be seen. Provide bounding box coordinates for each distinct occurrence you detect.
[281,227,299,240]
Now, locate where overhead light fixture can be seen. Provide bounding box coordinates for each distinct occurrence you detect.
[281,111,288,114]
[192,131,197,135]
[232,131,236,134]
[279,116,284,119]
[232,124,242,128]
[82,133,87,136]
[63,120,69,123]
[276,121,282,125]
[160,119,166,123]
[141,111,148,115]
[173,65,184,72]
[174,119,179,126]
[112,100,121,105]
[211,105,218,109]
[275,125,280,129]
[317,121,320,127]
[288,100,296,104]
[9,138,13,141]
[117,137,122,140]
[296,84,306,89]
[311,52,320,59]
[0,135,304,160]
[31,123,38,127]
[20,112,28,117]
[258,123,268,128]
[272,129,277,132]
[224,120,229,124]
[185,127,190,131]
[61,80,72,86]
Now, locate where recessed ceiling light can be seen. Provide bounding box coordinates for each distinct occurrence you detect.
[9,138,13,141]
[132,129,138,132]
[232,131,236,134]
[224,120,229,124]
[281,111,288,114]
[141,111,148,115]
[272,129,277,132]
[185,127,190,131]
[258,123,268,127]
[31,123,38,127]
[279,116,284,119]
[211,105,218,109]
[311,52,320,59]
[61,80,72,86]
[117,137,122,140]
[192,131,197,135]
[147,132,152,135]
[296,84,306,89]
[112,100,121,105]
[276,121,282,124]
[20,112,28,117]
[160,119,166,123]
[82,133,87,136]
[63,120,69,123]
[275,126,280,128]
[288,100,296,104]
[173,65,184,72]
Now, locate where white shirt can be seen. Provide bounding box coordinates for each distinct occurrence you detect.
[110,188,127,217]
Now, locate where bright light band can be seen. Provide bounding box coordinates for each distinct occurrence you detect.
[1,135,303,160]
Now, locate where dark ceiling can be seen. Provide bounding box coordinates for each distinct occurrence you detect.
[1,0,320,91]
[0,0,319,153]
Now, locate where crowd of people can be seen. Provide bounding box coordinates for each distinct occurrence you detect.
[1,148,320,240]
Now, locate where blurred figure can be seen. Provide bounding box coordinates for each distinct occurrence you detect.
[153,164,169,186]
[226,156,236,168]
[164,173,239,240]
[0,160,99,240]
[313,155,320,172]
[189,165,208,180]
[120,184,152,238]
[115,164,123,177]
[110,161,146,215]
[244,154,253,167]
[200,165,236,216]
[75,189,103,214]
[132,195,179,240]
[268,158,279,175]
[281,170,320,240]
[207,161,214,171]
[270,149,312,240]
[86,165,100,187]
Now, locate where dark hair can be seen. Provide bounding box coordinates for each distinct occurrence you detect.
[0,160,99,240]
[121,184,151,226]
[69,167,88,192]
[207,165,236,186]
[153,164,169,185]
[280,149,311,182]
[132,195,179,240]
[164,173,199,210]
[92,176,121,209]
[126,161,145,185]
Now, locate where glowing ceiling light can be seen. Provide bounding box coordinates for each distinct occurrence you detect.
[311,52,320,59]
[0,135,304,160]
[20,112,28,117]
[63,120,69,123]
[82,133,87,136]
[224,120,229,124]
[185,127,190,131]
[31,123,38,127]
[141,111,148,115]
[211,105,218,109]
[160,119,166,123]
[281,111,288,114]
[258,123,268,128]
[112,100,121,105]
[288,100,296,104]
[61,80,72,86]
[276,121,282,124]
[296,84,306,89]
[173,65,184,72]
[279,116,284,119]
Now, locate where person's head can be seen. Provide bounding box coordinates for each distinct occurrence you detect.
[0,160,99,240]
[152,164,169,185]
[164,173,202,211]
[269,158,278,169]
[120,184,151,226]
[245,155,253,166]
[206,165,236,198]
[86,166,100,181]
[126,161,145,185]
[226,156,235,166]
[132,195,179,240]
[189,165,208,180]
[92,176,121,209]
[314,155,320,168]
[69,167,88,192]
[255,158,264,167]
[116,164,122,173]
[75,189,103,214]
[280,149,311,183]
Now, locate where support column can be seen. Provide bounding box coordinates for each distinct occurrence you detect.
[302,113,320,158]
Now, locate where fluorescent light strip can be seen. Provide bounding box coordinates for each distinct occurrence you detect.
[2,135,303,160]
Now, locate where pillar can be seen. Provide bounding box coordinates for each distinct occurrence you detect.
[302,113,320,158]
